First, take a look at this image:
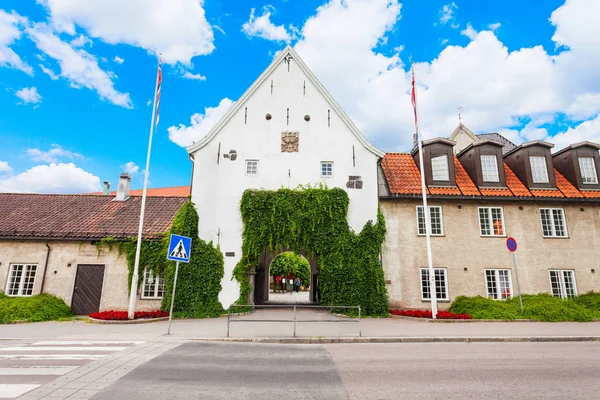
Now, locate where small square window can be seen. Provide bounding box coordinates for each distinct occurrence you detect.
[246,160,258,176]
[485,269,512,300]
[321,162,333,177]
[431,155,449,181]
[420,268,448,301]
[478,207,505,236]
[529,156,549,184]
[142,268,165,299]
[540,208,567,237]
[480,155,500,183]
[5,264,37,296]
[416,206,443,236]
[578,157,598,184]
[549,270,577,299]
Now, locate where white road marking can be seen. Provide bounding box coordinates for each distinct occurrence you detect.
[0,354,106,360]
[2,346,127,352]
[0,366,79,375]
[31,340,145,346]
[0,383,40,397]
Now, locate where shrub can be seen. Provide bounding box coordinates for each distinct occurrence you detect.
[449,293,600,322]
[450,296,520,320]
[0,294,73,324]
[89,310,168,320]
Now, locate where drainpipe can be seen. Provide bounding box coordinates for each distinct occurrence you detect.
[188,153,195,196]
[40,240,51,294]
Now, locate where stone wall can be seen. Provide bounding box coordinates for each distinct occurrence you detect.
[0,240,162,312]
[381,199,600,309]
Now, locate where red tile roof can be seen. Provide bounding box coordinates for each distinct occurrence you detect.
[0,193,187,240]
[381,154,595,201]
[88,186,190,197]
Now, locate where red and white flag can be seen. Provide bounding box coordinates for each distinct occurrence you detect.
[154,55,162,126]
[411,64,419,146]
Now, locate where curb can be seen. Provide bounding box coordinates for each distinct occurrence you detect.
[193,336,600,344]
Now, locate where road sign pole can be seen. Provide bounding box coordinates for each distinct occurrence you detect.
[167,260,180,335]
[512,252,523,312]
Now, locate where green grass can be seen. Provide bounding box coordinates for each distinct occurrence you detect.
[449,293,600,322]
[0,293,74,324]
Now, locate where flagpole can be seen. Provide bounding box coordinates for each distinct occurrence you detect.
[412,63,438,319]
[128,53,162,320]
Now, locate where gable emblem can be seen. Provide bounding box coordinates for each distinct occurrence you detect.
[281,131,299,152]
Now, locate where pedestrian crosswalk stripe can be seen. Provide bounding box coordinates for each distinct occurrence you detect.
[0,366,78,375]
[0,354,106,360]
[31,341,144,346]
[3,346,128,352]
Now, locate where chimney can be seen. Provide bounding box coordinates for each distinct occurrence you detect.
[115,173,131,201]
[102,181,111,195]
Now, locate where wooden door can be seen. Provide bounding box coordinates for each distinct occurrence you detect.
[71,265,105,315]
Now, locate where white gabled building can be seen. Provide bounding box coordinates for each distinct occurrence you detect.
[186,46,384,308]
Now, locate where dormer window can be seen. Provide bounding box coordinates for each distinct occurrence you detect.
[431,155,449,181]
[480,155,499,182]
[529,156,549,184]
[578,157,598,184]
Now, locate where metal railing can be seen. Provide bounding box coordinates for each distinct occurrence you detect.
[226,304,361,338]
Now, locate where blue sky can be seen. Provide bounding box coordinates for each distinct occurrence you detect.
[1,0,598,193]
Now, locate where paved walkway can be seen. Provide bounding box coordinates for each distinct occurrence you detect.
[265,291,311,304]
[1,309,599,342]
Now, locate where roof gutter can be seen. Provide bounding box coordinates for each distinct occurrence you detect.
[378,193,600,203]
[40,240,51,295]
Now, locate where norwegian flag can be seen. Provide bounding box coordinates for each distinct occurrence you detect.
[153,55,162,126]
[411,65,419,146]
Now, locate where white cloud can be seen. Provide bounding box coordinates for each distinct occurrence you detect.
[0,10,33,75]
[69,34,92,47]
[38,0,215,65]
[15,87,42,104]
[439,3,457,25]
[26,144,83,163]
[460,24,477,40]
[181,71,206,81]
[242,7,291,42]
[488,22,501,31]
[120,161,139,175]
[146,98,152,107]
[550,114,600,149]
[39,63,59,80]
[26,23,133,108]
[168,98,234,147]
[0,162,101,194]
[113,55,124,64]
[0,161,12,173]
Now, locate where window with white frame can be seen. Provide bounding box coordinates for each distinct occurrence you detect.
[478,207,505,236]
[549,270,577,299]
[321,161,333,177]
[485,269,512,300]
[431,155,449,181]
[416,206,443,236]
[5,264,37,296]
[540,208,567,237]
[246,160,258,176]
[142,268,165,299]
[578,157,598,184]
[529,156,549,183]
[480,155,500,182]
[420,268,449,301]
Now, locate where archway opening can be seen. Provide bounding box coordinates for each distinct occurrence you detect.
[253,249,317,305]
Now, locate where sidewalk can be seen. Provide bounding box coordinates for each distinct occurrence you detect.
[2,309,599,342]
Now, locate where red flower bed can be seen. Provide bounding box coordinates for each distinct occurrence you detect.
[89,310,168,320]
[390,309,472,320]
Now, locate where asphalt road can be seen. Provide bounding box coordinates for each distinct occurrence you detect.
[93,342,600,400]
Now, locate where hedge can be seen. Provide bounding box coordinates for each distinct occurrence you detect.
[0,293,73,323]
[449,293,600,322]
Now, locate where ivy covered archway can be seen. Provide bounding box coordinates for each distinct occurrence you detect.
[233,186,388,316]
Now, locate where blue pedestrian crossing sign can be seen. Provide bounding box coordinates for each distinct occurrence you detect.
[167,234,191,263]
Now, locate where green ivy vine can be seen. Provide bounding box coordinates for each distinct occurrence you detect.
[113,200,224,318]
[233,186,388,316]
